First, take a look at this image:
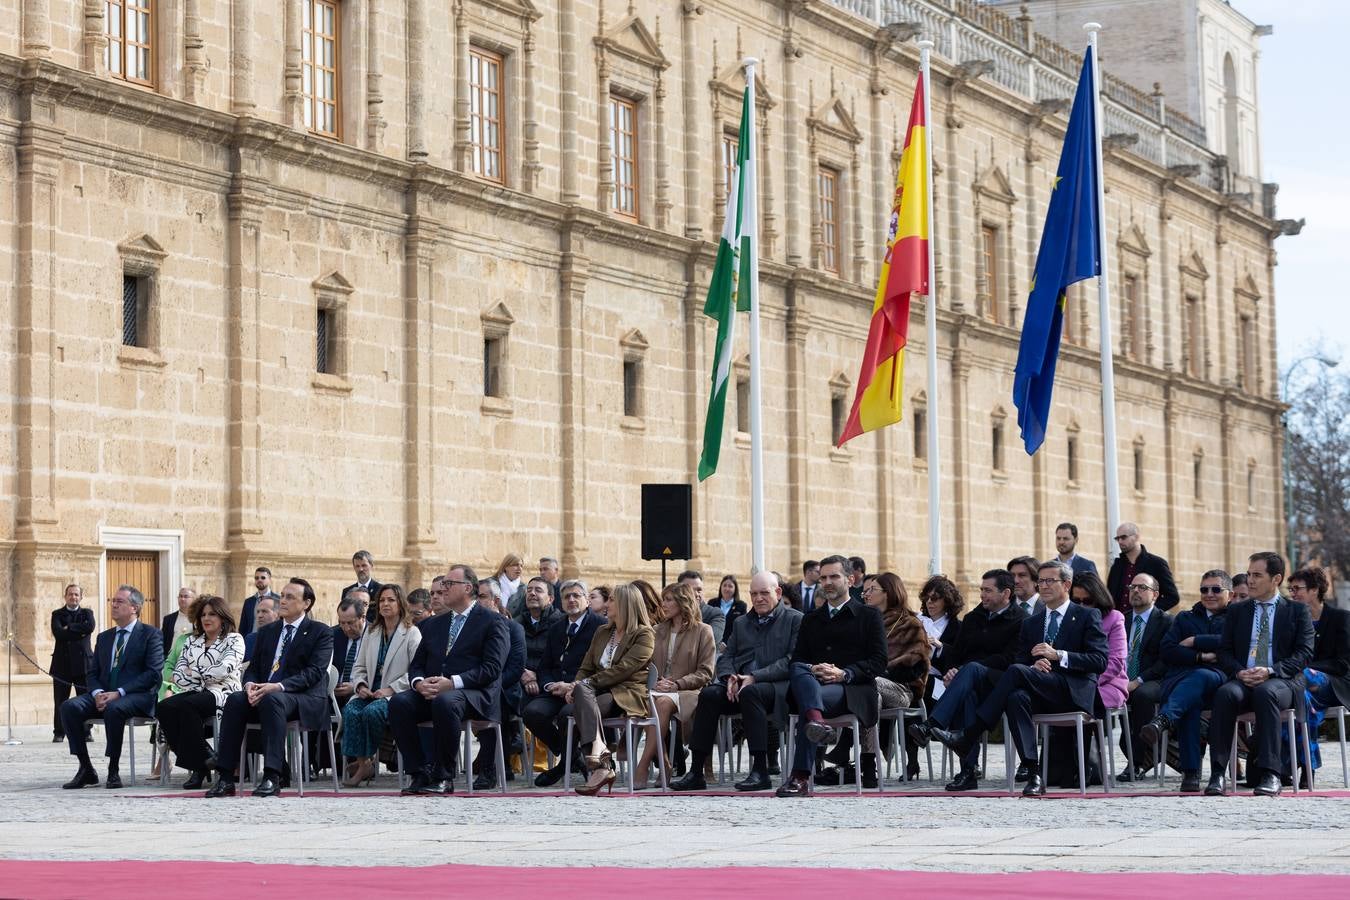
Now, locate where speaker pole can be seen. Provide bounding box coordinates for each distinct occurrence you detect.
[661,559,668,589]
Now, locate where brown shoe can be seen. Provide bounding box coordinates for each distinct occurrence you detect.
[575,753,616,796]
[775,774,812,797]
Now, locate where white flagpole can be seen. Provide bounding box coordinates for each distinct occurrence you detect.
[1084,23,1122,563]
[744,57,765,575]
[918,41,942,576]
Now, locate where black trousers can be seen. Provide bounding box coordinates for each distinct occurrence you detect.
[1208,677,1297,775]
[687,682,779,756]
[216,689,307,778]
[976,664,1077,765]
[521,694,569,755]
[157,690,218,772]
[1123,680,1163,767]
[389,688,489,778]
[51,670,86,737]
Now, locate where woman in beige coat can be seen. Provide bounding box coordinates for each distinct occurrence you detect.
[633,583,715,789]
[341,584,423,786]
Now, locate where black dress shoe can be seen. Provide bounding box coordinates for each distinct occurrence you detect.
[1014,762,1031,784]
[182,770,208,790]
[928,725,974,757]
[734,770,772,792]
[815,765,851,786]
[775,774,812,797]
[52,734,64,743]
[804,721,839,746]
[669,771,708,792]
[105,771,123,790]
[1116,767,1145,783]
[472,773,497,791]
[907,721,932,748]
[767,760,781,776]
[1204,772,1227,796]
[945,770,979,792]
[905,761,922,781]
[1180,771,1201,793]
[252,776,282,797]
[1253,772,1282,797]
[1021,772,1046,796]
[534,763,565,788]
[403,772,436,795]
[1139,714,1172,748]
[205,780,236,798]
[62,765,99,790]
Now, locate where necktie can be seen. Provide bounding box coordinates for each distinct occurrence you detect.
[1046,610,1061,644]
[1128,616,1144,679]
[567,621,579,639]
[805,587,814,609]
[443,612,466,659]
[342,638,358,682]
[1021,601,1032,615]
[109,629,128,689]
[1252,603,1273,669]
[271,624,295,681]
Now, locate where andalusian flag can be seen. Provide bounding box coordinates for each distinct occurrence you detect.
[837,74,929,447]
[1013,47,1101,455]
[697,83,757,481]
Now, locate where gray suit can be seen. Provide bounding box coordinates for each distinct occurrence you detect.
[701,602,727,645]
[686,601,803,755]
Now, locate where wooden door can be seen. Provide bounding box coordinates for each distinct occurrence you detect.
[106,550,160,629]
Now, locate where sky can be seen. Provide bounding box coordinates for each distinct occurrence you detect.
[1237,0,1349,376]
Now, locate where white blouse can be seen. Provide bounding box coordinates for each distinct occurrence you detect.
[170,632,244,708]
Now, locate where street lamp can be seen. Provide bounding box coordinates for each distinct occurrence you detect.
[1282,353,1339,567]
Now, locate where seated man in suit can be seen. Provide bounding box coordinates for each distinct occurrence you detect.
[390,564,509,794]
[1115,573,1171,781]
[931,561,1108,796]
[526,580,605,786]
[60,585,165,789]
[776,555,887,797]
[206,578,334,797]
[908,569,1026,791]
[671,571,804,792]
[242,595,277,665]
[1205,551,1315,797]
[470,577,526,790]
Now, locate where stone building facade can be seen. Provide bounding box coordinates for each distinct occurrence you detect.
[0,0,1291,720]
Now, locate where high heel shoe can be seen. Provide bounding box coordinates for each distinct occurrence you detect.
[342,758,376,788]
[575,752,616,796]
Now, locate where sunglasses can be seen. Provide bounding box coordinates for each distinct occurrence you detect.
[1199,586,1226,595]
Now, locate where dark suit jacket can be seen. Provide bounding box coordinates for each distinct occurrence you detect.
[160,612,181,656]
[718,600,748,643]
[1014,603,1108,714]
[515,605,562,673]
[502,618,527,711]
[408,603,509,720]
[50,606,95,678]
[538,610,606,687]
[242,616,334,731]
[934,603,1026,674]
[794,582,822,612]
[1216,597,1315,685]
[331,625,365,683]
[1311,605,1350,709]
[239,590,280,637]
[87,621,165,702]
[1123,607,1172,683]
[1107,546,1180,612]
[242,631,258,665]
[700,603,727,645]
[717,602,803,723]
[343,581,384,623]
[1159,602,1229,697]
[1068,555,1099,578]
[791,599,888,727]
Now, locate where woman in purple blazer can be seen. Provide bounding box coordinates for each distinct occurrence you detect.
[1072,573,1128,712]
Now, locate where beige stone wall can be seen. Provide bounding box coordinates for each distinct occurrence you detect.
[0,0,1286,721]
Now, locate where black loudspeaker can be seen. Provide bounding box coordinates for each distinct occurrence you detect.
[641,483,692,561]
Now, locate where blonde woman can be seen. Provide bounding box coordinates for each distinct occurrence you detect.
[563,583,655,795]
[633,583,715,789]
[492,553,526,615]
[342,584,422,786]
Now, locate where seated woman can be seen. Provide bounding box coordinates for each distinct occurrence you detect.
[588,584,611,618]
[1055,571,1126,787]
[632,584,715,789]
[633,579,664,626]
[562,583,655,795]
[156,595,244,789]
[1289,565,1350,779]
[342,584,422,786]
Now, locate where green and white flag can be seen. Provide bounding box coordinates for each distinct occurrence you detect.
[698,83,757,481]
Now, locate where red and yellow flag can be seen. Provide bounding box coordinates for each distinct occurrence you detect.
[837,74,929,447]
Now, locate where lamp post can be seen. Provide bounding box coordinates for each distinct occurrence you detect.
[1282,353,1338,567]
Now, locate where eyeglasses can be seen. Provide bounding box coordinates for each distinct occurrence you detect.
[444,579,473,587]
[1198,586,1226,595]
[1035,577,1063,587]
[1128,584,1156,593]
[861,585,879,595]
[562,593,585,602]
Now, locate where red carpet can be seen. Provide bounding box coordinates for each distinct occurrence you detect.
[0,861,1346,899]
[126,787,1350,799]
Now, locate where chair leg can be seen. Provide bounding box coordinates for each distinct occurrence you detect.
[1338,710,1349,789]
[851,720,862,796]
[1095,720,1111,795]
[326,728,340,793]
[463,725,473,796]
[1004,715,1015,795]
[495,724,508,795]
[1104,714,1118,790]
[563,719,574,789]
[872,724,884,793]
[296,729,306,798]
[1075,721,1087,798]
[625,721,636,795]
[1121,707,1135,781]
[1302,722,1315,793]
[1040,724,1049,790]
[1155,729,1167,788]
[128,724,137,787]
[655,719,669,792]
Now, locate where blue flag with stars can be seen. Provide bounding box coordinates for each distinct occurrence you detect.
[1013,46,1101,455]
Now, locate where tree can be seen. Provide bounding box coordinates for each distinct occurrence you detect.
[1286,358,1349,580]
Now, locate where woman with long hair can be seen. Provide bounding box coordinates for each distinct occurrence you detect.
[341,584,422,786]
[491,553,526,613]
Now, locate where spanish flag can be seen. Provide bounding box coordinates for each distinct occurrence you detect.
[837,75,929,447]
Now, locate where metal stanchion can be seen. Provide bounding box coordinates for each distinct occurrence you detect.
[4,635,22,746]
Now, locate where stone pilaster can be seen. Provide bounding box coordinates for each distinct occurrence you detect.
[232,0,256,113]
[950,331,973,586]
[558,216,594,573]
[21,0,51,59]
[402,182,441,586]
[366,0,386,150]
[520,20,541,191]
[559,0,580,204]
[81,0,107,74]
[784,274,810,562]
[283,0,304,128]
[184,0,207,101]
[452,0,472,172]
[679,1,702,240]
[406,0,427,160]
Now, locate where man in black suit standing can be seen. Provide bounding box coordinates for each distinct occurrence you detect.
[50,584,95,743]
[908,569,1026,791]
[931,560,1108,796]
[1205,551,1315,797]
[239,566,280,637]
[1107,522,1180,613]
[527,579,605,787]
[344,550,383,624]
[59,585,164,789]
[1116,573,1171,780]
[775,555,887,797]
[207,578,334,797]
[1054,522,1098,578]
[391,563,509,794]
[793,560,821,612]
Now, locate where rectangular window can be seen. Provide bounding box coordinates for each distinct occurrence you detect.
[913,407,928,461]
[610,95,639,219]
[736,376,750,434]
[302,0,340,138]
[484,336,503,398]
[105,0,154,86]
[316,307,335,374]
[121,274,150,347]
[831,391,847,445]
[1124,274,1143,360]
[1238,314,1256,390]
[722,131,739,195]
[1185,295,1204,378]
[469,47,505,183]
[981,225,1000,323]
[1133,445,1145,492]
[1067,434,1079,483]
[623,359,641,418]
[992,421,1005,472]
[818,166,840,274]
[1193,454,1203,501]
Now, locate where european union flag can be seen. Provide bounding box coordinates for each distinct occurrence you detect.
[1013,47,1101,455]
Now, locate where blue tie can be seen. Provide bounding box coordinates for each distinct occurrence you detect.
[1046,610,1061,644]
[443,612,466,661]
